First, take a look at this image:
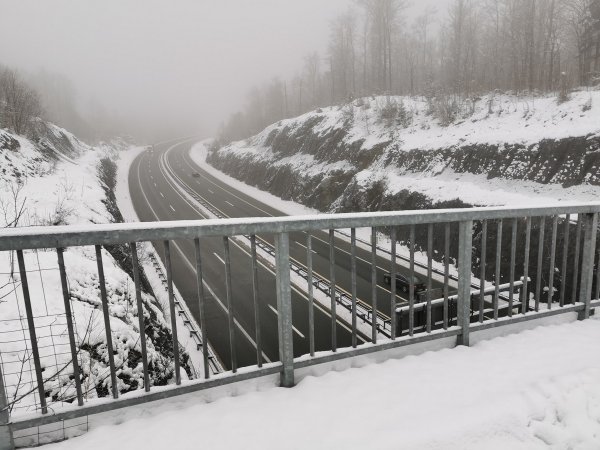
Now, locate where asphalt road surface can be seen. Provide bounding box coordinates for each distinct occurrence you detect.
[128,140,449,369]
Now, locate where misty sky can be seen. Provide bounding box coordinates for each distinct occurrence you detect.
[0,0,448,139]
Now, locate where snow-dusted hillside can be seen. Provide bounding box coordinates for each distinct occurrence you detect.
[207,89,600,211]
[0,123,190,432]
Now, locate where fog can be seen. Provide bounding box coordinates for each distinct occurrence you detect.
[0,0,447,142]
[0,0,352,140]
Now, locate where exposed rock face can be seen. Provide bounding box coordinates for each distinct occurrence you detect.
[206,93,600,300]
[208,122,600,213]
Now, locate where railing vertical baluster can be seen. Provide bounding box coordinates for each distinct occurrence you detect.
[129,243,150,391]
[494,219,503,320]
[443,223,450,329]
[350,229,358,348]
[479,219,487,323]
[559,215,570,307]
[409,225,415,336]
[163,241,181,384]
[572,216,582,304]
[56,248,84,405]
[94,246,119,399]
[579,213,598,320]
[426,223,433,333]
[522,217,532,314]
[250,236,262,367]
[0,357,14,450]
[193,238,210,379]
[222,237,237,372]
[275,233,294,387]
[329,230,337,352]
[548,217,558,309]
[390,228,397,340]
[457,221,473,346]
[595,244,600,302]
[306,234,316,355]
[535,217,546,312]
[371,228,378,343]
[509,218,517,317]
[16,250,48,413]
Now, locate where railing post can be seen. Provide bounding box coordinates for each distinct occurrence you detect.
[578,213,598,320]
[457,221,473,346]
[275,232,294,387]
[0,363,15,450]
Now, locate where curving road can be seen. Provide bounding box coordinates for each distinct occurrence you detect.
[128,140,449,369]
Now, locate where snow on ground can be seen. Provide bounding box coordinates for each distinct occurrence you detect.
[380,167,600,207]
[44,315,600,450]
[0,126,184,428]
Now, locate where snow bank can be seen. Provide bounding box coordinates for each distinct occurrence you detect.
[44,317,600,450]
[0,127,187,434]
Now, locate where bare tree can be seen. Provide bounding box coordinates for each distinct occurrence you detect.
[0,69,42,136]
[0,180,28,278]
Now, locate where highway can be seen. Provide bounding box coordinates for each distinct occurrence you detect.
[129,140,449,369]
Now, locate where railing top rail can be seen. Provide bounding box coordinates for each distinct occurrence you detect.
[1,202,599,251]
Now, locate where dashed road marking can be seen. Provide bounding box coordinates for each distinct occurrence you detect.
[295,241,317,253]
[169,204,175,212]
[268,305,305,338]
[213,252,225,265]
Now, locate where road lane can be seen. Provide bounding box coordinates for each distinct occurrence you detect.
[170,144,452,321]
[129,143,360,370]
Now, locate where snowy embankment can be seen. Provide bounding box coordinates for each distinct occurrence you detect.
[0,124,191,445]
[45,316,600,450]
[115,144,209,378]
[208,89,600,211]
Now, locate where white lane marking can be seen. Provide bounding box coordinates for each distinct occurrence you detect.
[268,305,305,339]
[160,192,165,198]
[213,252,225,265]
[153,182,157,188]
[295,241,317,254]
[225,201,235,207]
[169,204,176,212]
[135,151,272,363]
[208,189,214,194]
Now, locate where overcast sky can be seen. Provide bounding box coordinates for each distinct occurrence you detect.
[0,0,448,139]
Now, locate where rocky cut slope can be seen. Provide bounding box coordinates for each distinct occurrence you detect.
[207,89,600,212]
[205,89,600,308]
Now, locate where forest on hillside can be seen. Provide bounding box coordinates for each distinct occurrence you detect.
[220,0,600,142]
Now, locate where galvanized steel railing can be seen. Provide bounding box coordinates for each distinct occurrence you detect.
[1,203,600,449]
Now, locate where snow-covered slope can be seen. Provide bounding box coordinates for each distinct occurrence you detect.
[207,89,600,211]
[0,124,190,432]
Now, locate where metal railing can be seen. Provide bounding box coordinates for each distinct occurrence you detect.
[1,203,599,449]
